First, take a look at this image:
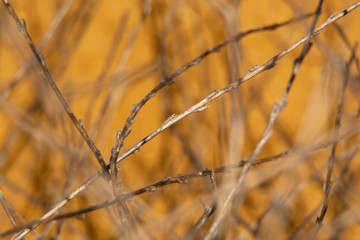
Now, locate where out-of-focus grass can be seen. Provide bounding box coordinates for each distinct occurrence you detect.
[0,0,360,239]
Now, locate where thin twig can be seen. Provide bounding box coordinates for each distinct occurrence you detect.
[106,6,150,239]
[3,135,359,238]
[0,190,17,228]
[1,0,110,178]
[0,0,74,106]
[183,170,218,239]
[239,143,359,240]
[115,2,360,166]
[109,11,315,166]
[204,0,324,238]
[289,145,358,240]
[0,152,282,238]
[108,1,152,168]
[311,43,358,240]
[183,202,217,240]
[7,173,101,239]
[0,190,42,239]
[2,2,359,238]
[0,150,288,238]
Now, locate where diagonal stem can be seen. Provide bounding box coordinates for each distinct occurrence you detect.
[1,0,110,178]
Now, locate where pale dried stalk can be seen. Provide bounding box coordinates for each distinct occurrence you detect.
[0,0,74,105]
[311,43,358,240]
[109,11,315,166]
[116,1,360,165]
[1,1,359,238]
[1,0,110,177]
[1,123,360,238]
[204,0,323,237]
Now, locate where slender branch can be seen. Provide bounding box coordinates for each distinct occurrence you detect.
[0,0,74,106]
[8,173,101,239]
[0,151,287,238]
[109,11,315,166]
[183,202,217,240]
[2,2,359,238]
[1,0,110,178]
[0,190,42,238]
[115,1,360,165]
[0,190,17,228]
[311,43,358,239]
[289,145,358,240]
[204,1,324,238]
[183,170,218,239]
[2,133,359,238]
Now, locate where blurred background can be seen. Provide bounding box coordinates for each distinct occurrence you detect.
[0,0,360,239]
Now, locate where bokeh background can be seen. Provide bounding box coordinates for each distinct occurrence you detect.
[1,0,360,239]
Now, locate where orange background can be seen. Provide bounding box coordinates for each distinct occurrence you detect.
[1,0,360,239]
